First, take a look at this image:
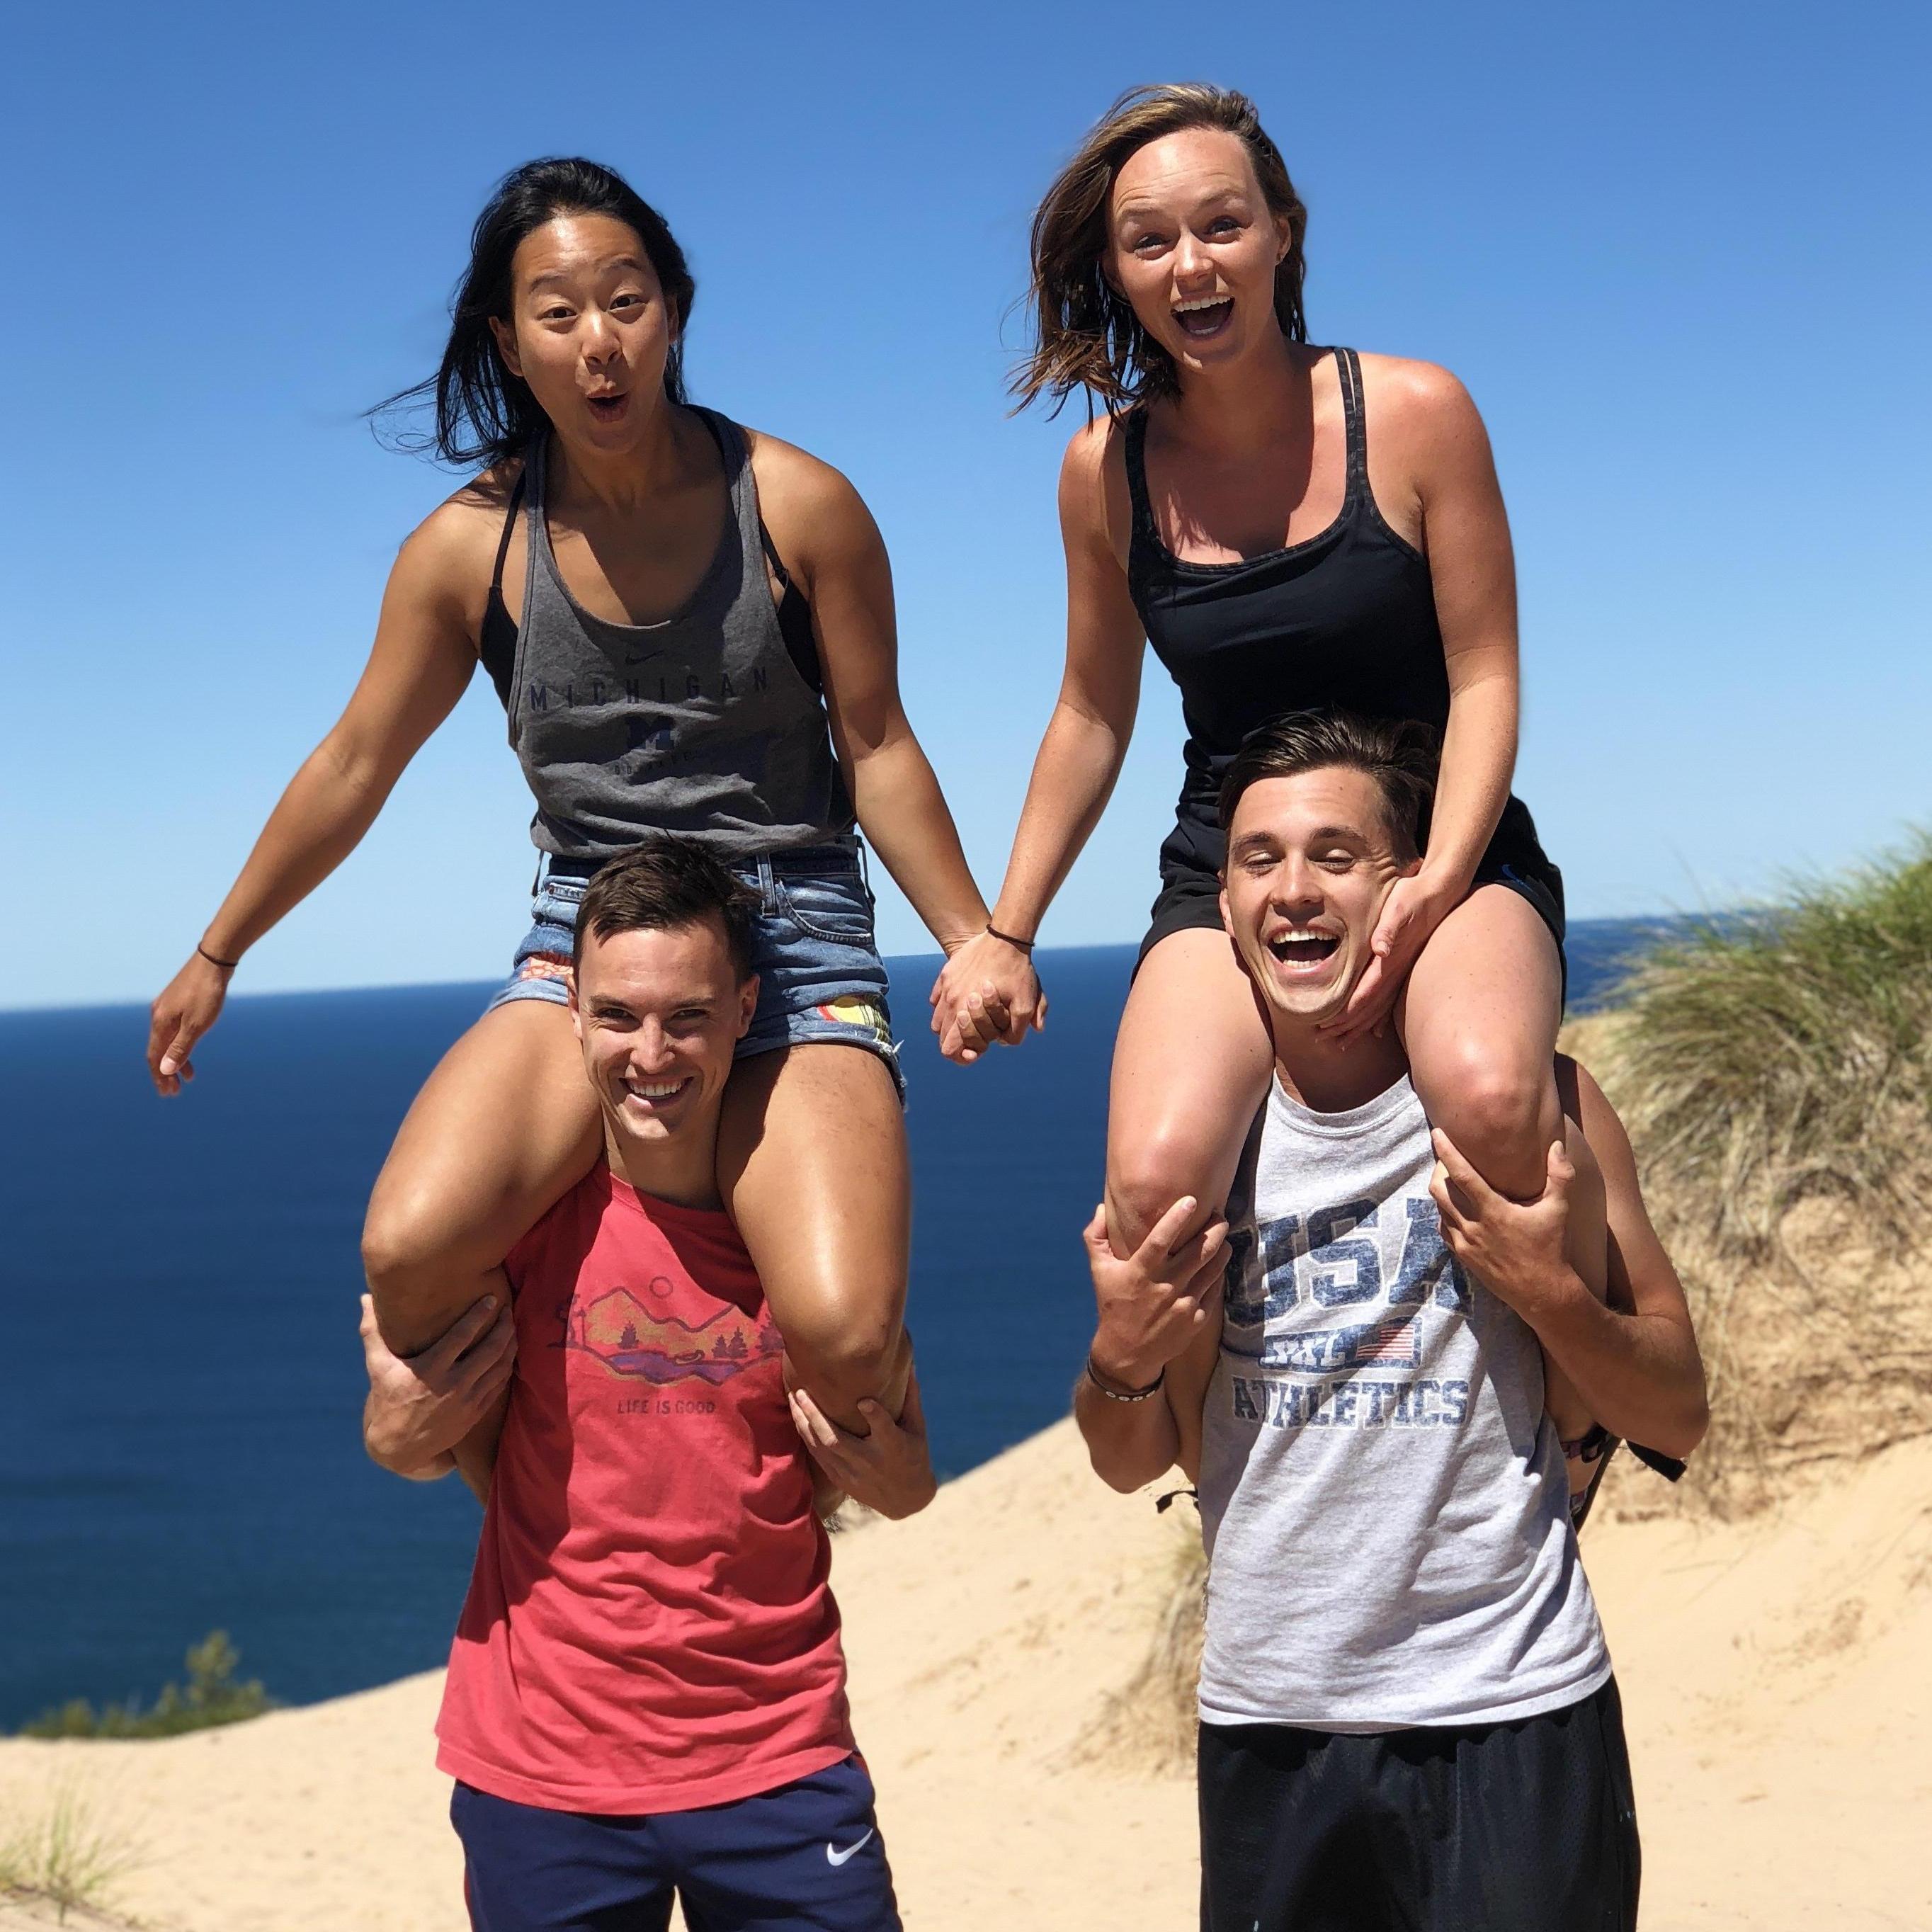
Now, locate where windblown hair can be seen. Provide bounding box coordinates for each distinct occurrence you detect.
[1011,84,1308,416]
[371,157,695,472]
[1217,712,1441,862]
[574,838,758,982]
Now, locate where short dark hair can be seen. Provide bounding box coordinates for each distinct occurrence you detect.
[1217,710,1441,861]
[572,839,757,982]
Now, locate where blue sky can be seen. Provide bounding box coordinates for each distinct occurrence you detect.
[4,0,1927,1008]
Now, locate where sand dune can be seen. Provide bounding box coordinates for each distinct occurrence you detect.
[3,1424,1926,1929]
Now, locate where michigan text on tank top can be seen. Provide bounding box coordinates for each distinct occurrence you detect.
[1124,347,1548,880]
[1196,1072,1609,1729]
[507,410,856,859]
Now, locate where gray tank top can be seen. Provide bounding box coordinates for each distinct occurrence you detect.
[506,411,855,859]
[1197,1072,1609,1730]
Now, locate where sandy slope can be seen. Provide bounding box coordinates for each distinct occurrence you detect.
[2,1424,1926,1930]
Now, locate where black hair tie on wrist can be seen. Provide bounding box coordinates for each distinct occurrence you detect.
[197,943,241,972]
[985,923,1036,955]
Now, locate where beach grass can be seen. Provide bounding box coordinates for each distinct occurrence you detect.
[1601,833,1932,1254]
[0,1773,143,1924]
[19,1632,270,1743]
[1586,833,1932,1507]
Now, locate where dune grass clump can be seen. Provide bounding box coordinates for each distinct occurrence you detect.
[0,1774,144,1924]
[1067,1512,1207,1776]
[21,1632,271,1741]
[1605,836,1932,1254]
[1592,835,1932,1506]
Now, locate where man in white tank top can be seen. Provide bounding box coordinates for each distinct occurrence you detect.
[1074,712,1707,1932]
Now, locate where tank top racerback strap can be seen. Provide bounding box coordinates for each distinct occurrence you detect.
[1334,346,1370,510]
[1123,348,1365,579]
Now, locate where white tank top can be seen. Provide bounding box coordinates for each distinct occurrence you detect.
[1196,1072,1609,1729]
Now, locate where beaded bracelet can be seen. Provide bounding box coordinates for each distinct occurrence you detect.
[1084,1355,1165,1402]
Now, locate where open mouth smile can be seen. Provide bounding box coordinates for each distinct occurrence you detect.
[1266,929,1341,974]
[621,1074,691,1111]
[1173,295,1234,341]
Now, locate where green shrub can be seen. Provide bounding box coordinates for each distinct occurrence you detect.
[19,1631,272,1741]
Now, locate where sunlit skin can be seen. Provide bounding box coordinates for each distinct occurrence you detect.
[144,181,1008,1443]
[1217,770,1416,1109]
[569,919,758,1210]
[1107,128,1295,389]
[489,214,678,472]
[965,116,1582,1324]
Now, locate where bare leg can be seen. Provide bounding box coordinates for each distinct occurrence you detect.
[1399,887,1608,1501]
[718,1044,911,1433]
[1106,927,1276,1253]
[361,1001,601,1357]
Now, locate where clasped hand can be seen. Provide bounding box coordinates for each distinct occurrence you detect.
[358,1292,516,1478]
[1084,1195,1229,1391]
[789,1369,936,1521]
[1428,1127,1579,1322]
[928,931,1047,1064]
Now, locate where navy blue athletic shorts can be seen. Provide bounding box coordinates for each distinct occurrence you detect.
[452,1756,899,1931]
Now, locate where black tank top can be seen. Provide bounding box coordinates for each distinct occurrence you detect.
[1125,347,1555,894]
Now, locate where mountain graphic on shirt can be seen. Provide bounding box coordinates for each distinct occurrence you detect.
[567,1284,782,1386]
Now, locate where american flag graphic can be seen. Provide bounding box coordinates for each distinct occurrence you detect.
[1354,1318,1419,1366]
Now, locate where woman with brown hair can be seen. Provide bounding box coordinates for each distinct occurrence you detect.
[933,84,1605,1472]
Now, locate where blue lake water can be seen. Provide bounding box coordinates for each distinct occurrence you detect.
[0,922,1666,1729]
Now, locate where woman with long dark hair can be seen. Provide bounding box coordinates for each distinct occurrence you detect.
[147,157,1025,1433]
[931,85,1608,1496]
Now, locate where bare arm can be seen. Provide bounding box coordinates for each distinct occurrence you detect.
[757,439,991,950]
[1329,363,1520,1037]
[1431,1061,1710,1459]
[931,419,1147,1055]
[1407,362,1520,902]
[1073,1195,1227,1494]
[146,493,496,1093]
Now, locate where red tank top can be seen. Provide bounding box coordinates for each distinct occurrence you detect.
[435,1166,854,1813]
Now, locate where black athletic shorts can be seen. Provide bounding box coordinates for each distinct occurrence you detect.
[1198,1677,1639,1932]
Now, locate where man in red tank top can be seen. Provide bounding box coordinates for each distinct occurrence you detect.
[363,838,929,1931]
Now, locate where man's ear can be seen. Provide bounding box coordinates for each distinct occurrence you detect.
[1218,877,1234,937]
[737,974,761,1040]
[567,979,584,1045]
[487,314,523,381]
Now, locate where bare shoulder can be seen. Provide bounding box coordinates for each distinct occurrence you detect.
[1058,411,1132,557]
[396,460,523,604]
[1356,352,1481,428]
[1356,353,1495,513]
[740,424,873,559]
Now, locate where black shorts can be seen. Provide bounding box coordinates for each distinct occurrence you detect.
[1198,1678,1639,1932]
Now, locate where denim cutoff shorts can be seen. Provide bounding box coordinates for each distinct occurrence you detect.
[487,841,904,1101]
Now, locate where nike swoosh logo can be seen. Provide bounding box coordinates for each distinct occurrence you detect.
[623,647,664,666]
[826,1829,875,1867]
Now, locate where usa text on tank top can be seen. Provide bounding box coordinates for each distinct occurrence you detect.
[1125,348,1450,814]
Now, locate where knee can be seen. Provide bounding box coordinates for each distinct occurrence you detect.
[1420,1050,1554,1197]
[1108,1125,1224,1253]
[775,1285,906,1409]
[360,1177,472,1305]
